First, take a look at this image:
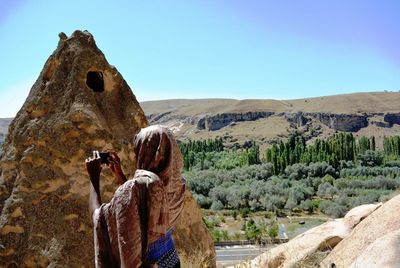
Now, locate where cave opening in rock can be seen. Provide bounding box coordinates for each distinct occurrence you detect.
[86,71,104,92]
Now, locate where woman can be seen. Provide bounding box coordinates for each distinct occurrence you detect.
[86,126,186,268]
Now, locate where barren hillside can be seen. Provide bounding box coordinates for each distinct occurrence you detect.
[141,92,400,150]
[142,92,400,115]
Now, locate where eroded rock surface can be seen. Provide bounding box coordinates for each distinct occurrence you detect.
[348,229,400,268]
[197,112,274,131]
[312,113,368,132]
[384,112,400,126]
[0,30,215,267]
[235,203,381,268]
[321,194,400,268]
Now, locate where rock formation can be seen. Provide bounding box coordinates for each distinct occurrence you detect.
[321,194,400,268]
[197,112,274,131]
[0,30,215,267]
[146,110,374,134]
[313,113,368,132]
[233,203,381,268]
[347,230,400,268]
[284,112,309,127]
[384,112,400,126]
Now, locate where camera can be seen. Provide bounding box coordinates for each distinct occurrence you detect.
[99,152,110,164]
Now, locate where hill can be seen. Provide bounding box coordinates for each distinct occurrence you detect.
[141,92,400,150]
[142,92,400,115]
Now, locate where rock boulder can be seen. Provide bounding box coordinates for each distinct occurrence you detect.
[321,194,400,268]
[0,30,215,267]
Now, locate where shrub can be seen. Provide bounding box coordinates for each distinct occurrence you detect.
[193,193,212,209]
[233,210,238,220]
[308,162,336,178]
[268,224,279,239]
[239,208,250,218]
[221,230,229,241]
[384,160,400,167]
[358,150,383,167]
[284,197,297,211]
[299,199,314,213]
[322,202,347,218]
[212,230,222,242]
[317,182,338,198]
[210,200,224,211]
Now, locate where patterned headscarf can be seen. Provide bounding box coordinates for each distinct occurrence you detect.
[133,125,185,226]
[134,125,183,190]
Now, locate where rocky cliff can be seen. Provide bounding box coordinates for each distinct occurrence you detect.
[0,31,215,267]
[143,104,400,150]
[384,113,400,126]
[197,112,274,131]
[148,110,379,133]
[309,113,369,132]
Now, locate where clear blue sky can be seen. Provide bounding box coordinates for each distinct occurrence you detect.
[0,0,399,117]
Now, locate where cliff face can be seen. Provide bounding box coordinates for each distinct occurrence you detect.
[142,105,400,151]
[197,112,274,131]
[384,113,400,126]
[147,110,390,133]
[0,31,215,267]
[311,113,369,132]
[284,112,309,127]
[147,111,375,133]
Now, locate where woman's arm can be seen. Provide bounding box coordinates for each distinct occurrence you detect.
[86,151,102,219]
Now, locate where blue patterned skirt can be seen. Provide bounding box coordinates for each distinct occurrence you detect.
[147,229,180,267]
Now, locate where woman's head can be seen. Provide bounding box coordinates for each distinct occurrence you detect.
[133,125,183,185]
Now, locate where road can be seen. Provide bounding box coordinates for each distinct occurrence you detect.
[216,245,271,267]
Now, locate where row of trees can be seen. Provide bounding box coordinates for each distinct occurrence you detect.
[180,134,400,173]
[179,138,224,169]
[179,139,260,170]
[179,138,224,155]
[264,133,400,174]
[384,136,400,157]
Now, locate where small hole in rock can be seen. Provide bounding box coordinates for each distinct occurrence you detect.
[86,71,104,92]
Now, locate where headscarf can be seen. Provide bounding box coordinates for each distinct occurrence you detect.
[133,125,185,226]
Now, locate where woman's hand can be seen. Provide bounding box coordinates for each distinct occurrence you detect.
[86,151,103,219]
[107,152,127,185]
[86,151,102,190]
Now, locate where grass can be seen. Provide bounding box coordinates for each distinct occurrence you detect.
[179,245,217,268]
[142,92,400,115]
